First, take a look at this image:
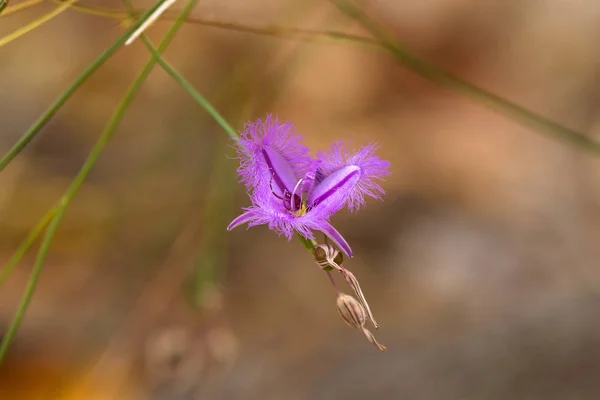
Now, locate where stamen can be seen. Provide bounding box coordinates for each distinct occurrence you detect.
[270,174,285,201]
[291,179,303,212]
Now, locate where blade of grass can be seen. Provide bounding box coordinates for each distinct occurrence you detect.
[0,206,56,288]
[0,0,8,14]
[0,0,173,172]
[0,0,77,48]
[0,0,199,364]
[332,0,600,156]
[0,206,63,363]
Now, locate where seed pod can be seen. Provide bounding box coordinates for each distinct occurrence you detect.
[315,243,379,329]
[336,293,366,329]
[314,244,343,271]
[336,293,387,352]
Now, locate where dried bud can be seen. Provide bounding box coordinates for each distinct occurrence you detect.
[314,244,343,271]
[314,242,379,329]
[336,293,366,329]
[336,293,387,352]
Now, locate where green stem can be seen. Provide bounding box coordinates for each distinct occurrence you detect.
[0,206,63,362]
[332,0,600,156]
[0,207,56,288]
[0,0,199,364]
[138,36,239,139]
[0,0,173,171]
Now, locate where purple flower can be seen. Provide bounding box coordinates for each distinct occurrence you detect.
[227,115,390,258]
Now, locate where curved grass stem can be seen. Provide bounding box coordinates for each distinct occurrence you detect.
[0,206,56,288]
[0,209,62,362]
[0,0,77,48]
[0,0,44,17]
[0,0,199,365]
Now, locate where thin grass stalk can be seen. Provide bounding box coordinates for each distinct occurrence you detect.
[0,0,174,171]
[0,0,199,364]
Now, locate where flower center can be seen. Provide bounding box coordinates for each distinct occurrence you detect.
[269,176,307,216]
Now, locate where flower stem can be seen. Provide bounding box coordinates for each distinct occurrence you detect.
[0,206,56,289]
[138,36,239,139]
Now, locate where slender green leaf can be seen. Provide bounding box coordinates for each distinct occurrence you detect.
[0,207,56,288]
[0,206,63,362]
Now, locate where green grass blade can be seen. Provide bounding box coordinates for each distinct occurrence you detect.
[0,0,77,48]
[0,0,173,172]
[0,0,199,364]
[332,0,600,156]
[0,0,8,14]
[0,208,62,362]
[0,207,56,288]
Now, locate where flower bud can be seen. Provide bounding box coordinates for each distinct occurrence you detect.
[336,293,366,329]
[314,244,343,271]
[336,293,387,352]
[314,242,379,329]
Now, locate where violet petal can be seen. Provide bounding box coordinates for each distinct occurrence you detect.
[320,221,353,258]
[227,210,258,231]
[308,165,361,211]
[261,147,299,197]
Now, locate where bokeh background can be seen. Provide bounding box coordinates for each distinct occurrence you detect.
[3,0,600,398]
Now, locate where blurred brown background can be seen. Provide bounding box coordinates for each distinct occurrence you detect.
[2,0,600,398]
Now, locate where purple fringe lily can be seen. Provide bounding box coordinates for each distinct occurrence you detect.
[227,115,390,258]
